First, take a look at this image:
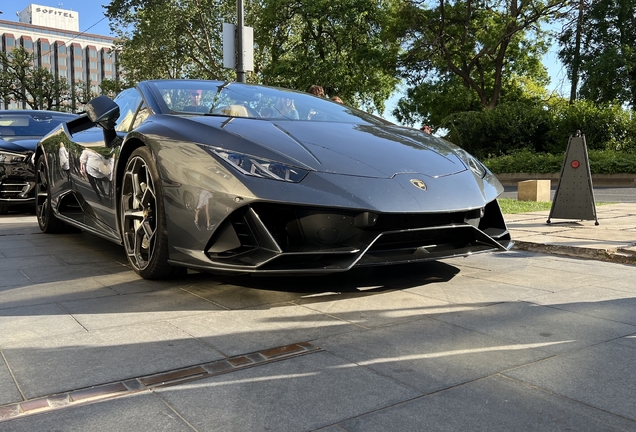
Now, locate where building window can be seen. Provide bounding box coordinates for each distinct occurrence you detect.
[23,39,33,49]
[90,61,97,69]
[42,56,50,64]
[74,59,82,68]
[6,38,15,47]
[58,45,66,54]
[89,49,97,58]
[104,63,113,71]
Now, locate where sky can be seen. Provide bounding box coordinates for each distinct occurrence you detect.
[3,1,570,123]
[3,1,113,36]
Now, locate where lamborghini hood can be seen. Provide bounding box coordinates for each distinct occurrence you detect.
[200,119,468,179]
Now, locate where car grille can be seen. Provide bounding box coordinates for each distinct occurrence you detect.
[0,178,34,200]
[204,201,512,273]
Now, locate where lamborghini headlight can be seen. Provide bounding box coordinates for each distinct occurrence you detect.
[453,147,487,178]
[0,151,27,164]
[213,149,309,183]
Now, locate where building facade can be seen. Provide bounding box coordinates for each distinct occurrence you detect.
[1,4,118,110]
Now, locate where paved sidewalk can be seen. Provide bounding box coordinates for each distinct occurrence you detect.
[1,209,636,430]
[505,203,636,265]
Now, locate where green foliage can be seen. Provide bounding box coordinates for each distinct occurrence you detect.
[483,149,563,173]
[441,97,636,158]
[393,0,564,125]
[547,99,635,153]
[558,0,636,108]
[483,149,636,174]
[0,46,71,110]
[105,0,402,112]
[255,0,402,112]
[442,102,554,158]
[105,0,237,84]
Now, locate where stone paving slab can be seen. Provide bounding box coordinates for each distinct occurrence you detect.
[504,339,636,422]
[155,351,421,432]
[0,304,86,346]
[0,393,193,432]
[0,360,21,406]
[294,289,479,329]
[19,262,132,284]
[315,318,552,395]
[523,285,636,326]
[0,270,32,289]
[0,278,118,311]
[1,321,224,401]
[405,274,550,305]
[338,374,636,432]
[433,301,636,355]
[59,287,224,331]
[460,264,609,292]
[167,303,360,357]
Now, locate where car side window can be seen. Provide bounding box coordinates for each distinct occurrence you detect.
[114,88,143,132]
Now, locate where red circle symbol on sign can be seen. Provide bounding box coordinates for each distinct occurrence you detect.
[571,160,580,169]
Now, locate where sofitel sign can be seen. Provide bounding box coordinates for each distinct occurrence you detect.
[35,8,75,18]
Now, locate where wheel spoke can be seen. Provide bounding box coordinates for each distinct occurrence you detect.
[141,220,154,241]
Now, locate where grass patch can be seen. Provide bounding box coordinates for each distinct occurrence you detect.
[498,198,615,214]
[498,198,552,214]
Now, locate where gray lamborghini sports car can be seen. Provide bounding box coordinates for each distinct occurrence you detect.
[35,79,512,279]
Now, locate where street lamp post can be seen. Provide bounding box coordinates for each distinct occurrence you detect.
[236,0,245,83]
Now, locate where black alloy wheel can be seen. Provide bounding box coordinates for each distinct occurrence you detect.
[35,154,65,233]
[120,147,182,279]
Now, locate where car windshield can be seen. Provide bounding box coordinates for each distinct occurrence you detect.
[0,113,74,138]
[147,80,392,126]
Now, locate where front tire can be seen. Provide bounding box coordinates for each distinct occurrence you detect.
[120,147,182,279]
[35,154,65,233]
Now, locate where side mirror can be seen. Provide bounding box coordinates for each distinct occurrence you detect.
[85,96,120,130]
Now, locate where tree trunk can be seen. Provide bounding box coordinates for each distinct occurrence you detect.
[569,0,584,104]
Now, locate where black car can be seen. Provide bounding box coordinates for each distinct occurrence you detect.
[35,79,512,279]
[0,110,78,214]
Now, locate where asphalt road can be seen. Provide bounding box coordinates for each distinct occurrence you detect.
[500,186,636,203]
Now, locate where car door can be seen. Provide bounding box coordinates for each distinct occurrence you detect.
[68,88,144,234]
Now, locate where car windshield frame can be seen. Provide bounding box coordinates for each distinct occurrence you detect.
[145,79,392,126]
[0,112,76,138]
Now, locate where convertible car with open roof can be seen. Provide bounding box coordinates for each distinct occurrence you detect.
[34,79,512,279]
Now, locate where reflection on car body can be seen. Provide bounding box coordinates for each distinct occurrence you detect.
[34,79,512,279]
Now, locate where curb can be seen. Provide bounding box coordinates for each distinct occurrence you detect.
[512,241,636,265]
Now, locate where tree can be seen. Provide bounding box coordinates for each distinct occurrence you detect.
[0,46,71,110]
[104,0,403,112]
[72,80,100,111]
[559,0,636,109]
[394,0,566,126]
[105,0,239,85]
[254,0,402,112]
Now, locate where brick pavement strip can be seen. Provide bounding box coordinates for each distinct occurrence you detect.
[0,342,321,423]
